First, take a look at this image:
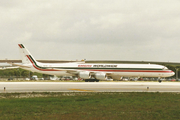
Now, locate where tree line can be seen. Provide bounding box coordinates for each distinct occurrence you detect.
[0,68,48,78]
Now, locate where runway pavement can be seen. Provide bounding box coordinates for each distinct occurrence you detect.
[0,82,180,93]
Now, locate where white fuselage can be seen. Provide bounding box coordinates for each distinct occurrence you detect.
[23,62,174,78]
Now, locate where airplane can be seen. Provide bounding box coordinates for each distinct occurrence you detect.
[11,44,175,82]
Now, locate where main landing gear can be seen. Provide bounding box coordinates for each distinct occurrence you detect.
[85,79,99,82]
[158,80,162,83]
[158,77,162,83]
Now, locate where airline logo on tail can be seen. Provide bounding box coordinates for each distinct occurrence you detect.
[18,44,25,48]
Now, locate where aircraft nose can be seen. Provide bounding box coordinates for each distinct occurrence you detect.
[171,71,175,76]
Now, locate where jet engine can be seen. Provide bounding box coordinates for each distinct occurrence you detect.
[79,71,91,79]
[95,72,107,80]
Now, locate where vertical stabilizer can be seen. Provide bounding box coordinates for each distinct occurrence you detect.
[18,44,38,64]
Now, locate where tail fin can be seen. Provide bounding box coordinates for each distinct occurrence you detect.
[18,44,38,64]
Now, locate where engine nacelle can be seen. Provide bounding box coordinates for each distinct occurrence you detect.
[95,72,107,80]
[79,71,91,79]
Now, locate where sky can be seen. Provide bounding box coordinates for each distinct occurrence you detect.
[0,0,180,62]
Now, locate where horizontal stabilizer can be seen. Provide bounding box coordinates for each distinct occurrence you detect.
[7,62,31,68]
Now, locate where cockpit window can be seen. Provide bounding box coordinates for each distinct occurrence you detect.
[163,67,168,70]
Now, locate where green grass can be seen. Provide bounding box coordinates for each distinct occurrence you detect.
[0,92,180,120]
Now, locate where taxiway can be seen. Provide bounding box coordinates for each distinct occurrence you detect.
[0,82,180,93]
